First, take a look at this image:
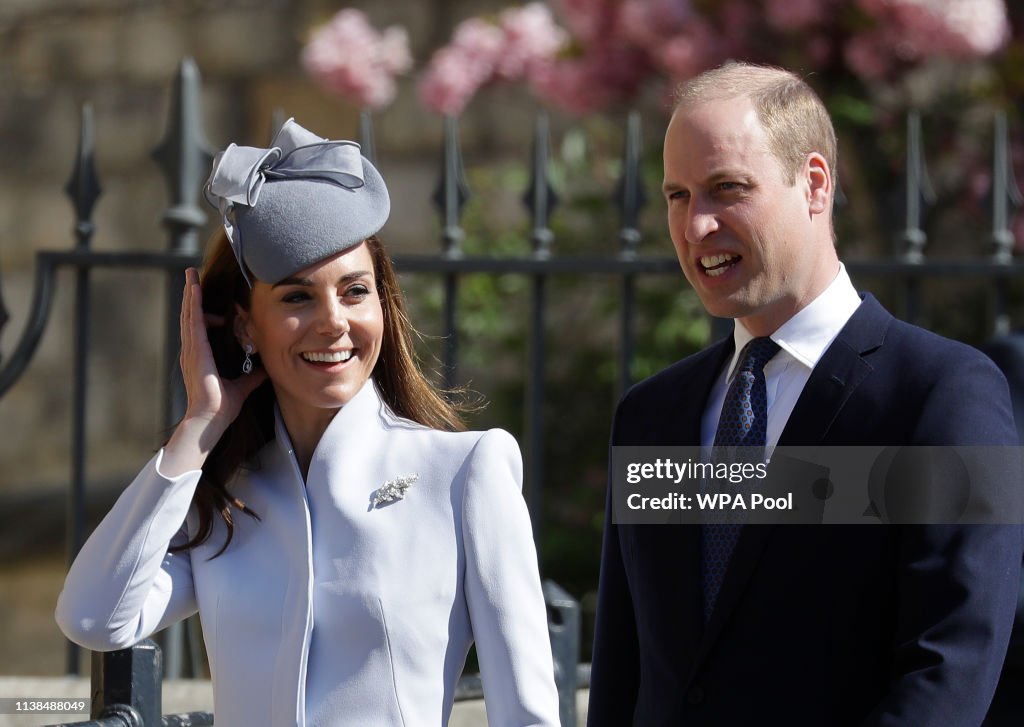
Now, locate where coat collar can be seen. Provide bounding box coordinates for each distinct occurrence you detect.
[273,378,389,472]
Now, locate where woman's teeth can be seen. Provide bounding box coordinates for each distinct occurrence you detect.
[302,351,352,363]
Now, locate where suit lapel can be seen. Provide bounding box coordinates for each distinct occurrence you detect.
[696,295,891,658]
[778,293,888,446]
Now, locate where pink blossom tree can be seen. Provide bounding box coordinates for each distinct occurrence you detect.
[302,8,413,111]
[410,0,1014,116]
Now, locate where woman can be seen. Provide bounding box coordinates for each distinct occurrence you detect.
[56,119,560,727]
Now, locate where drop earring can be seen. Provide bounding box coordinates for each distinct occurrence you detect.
[242,344,254,374]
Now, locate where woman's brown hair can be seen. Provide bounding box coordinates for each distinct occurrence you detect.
[175,229,466,556]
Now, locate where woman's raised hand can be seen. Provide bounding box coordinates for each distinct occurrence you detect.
[161,268,267,476]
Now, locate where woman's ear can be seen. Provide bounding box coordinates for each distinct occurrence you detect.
[234,303,253,350]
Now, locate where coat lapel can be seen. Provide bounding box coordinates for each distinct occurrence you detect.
[778,293,888,447]
[697,294,891,658]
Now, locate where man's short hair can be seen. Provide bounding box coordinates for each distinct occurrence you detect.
[673,62,837,187]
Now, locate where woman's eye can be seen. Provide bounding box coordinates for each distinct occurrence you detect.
[282,291,310,303]
[345,285,371,298]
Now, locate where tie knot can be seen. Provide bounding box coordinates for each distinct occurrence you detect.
[737,337,780,374]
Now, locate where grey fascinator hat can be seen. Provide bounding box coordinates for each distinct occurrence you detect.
[204,118,390,286]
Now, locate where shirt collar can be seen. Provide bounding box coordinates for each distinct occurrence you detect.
[726,263,862,376]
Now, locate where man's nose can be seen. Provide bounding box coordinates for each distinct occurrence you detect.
[685,198,720,244]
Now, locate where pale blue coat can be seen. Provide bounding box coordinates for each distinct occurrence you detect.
[56,381,559,727]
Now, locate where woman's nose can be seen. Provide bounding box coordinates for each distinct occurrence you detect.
[316,297,349,335]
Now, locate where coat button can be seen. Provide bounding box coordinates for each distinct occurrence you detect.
[687,686,704,705]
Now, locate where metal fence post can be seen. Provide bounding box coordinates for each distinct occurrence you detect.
[431,114,469,390]
[150,56,213,680]
[64,102,103,676]
[615,111,645,396]
[91,641,161,726]
[524,111,557,542]
[544,580,581,727]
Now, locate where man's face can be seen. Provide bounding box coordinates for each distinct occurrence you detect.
[662,95,834,336]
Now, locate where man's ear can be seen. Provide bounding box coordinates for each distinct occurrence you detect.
[806,152,831,216]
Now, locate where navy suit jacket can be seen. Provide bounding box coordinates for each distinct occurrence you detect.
[588,294,1023,726]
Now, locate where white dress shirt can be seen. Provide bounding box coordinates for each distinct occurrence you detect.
[56,380,559,727]
[701,264,863,448]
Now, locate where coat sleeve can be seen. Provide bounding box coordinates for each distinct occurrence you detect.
[862,351,1024,727]
[55,449,201,651]
[461,428,560,727]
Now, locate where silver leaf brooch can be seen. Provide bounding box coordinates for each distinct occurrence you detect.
[371,474,419,508]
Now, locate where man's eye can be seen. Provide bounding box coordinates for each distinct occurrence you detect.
[717,182,741,191]
[668,190,689,202]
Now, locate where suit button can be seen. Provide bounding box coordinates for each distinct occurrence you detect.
[687,686,704,705]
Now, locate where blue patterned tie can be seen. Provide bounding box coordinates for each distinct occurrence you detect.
[701,336,780,621]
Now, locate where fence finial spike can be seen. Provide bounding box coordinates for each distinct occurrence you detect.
[151,57,215,254]
[65,103,102,251]
[899,111,934,262]
[431,115,470,257]
[523,110,558,259]
[990,110,1023,262]
[614,111,646,259]
[359,109,377,166]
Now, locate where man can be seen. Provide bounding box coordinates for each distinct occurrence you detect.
[588,62,1023,726]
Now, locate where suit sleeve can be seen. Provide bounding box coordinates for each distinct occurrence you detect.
[461,428,560,727]
[55,450,201,651]
[863,353,1024,727]
[587,403,640,727]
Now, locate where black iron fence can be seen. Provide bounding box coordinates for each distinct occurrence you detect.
[43,641,213,727]
[1,57,1022,725]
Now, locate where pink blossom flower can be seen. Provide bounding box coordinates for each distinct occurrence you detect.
[302,9,412,110]
[856,0,1010,62]
[450,17,506,70]
[654,24,718,82]
[497,3,568,80]
[552,0,618,45]
[418,46,491,116]
[419,5,568,115]
[417,17,504,115]
[620,0,694,46]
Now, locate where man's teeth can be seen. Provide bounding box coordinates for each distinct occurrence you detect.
[700,253,738,277]
[302,351,353,363]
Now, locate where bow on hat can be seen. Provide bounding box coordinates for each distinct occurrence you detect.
[204,118,366,287]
